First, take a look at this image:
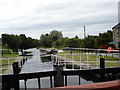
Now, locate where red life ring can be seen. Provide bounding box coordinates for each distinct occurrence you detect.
[107,47,112,53]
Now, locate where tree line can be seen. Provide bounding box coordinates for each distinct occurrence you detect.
[2,34,39,51]
[2,30,113,51]
[40,30,113,49]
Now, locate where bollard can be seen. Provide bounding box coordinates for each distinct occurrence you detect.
[12,62,20,90]
[100,58,105,82]
[70,48,72,54]
[20,60,22,68]
[112,53,113,58]
[13,62,19,74]
[53,64,64,87]
[23,57,25,65]
[96,49,97,55]
[100,58,105,69]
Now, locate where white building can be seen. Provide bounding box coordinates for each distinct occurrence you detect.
[112,23,120,49]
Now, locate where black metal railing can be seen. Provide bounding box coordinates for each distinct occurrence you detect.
[1,57,120,90]
[2,71,57,90]
[62,67,120,86]
[1,67,120,90]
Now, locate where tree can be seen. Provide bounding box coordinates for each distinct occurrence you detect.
[2,34,20,51]
[84,35,98,48]
[39,30,113,49]
[40,30,63,47]
[40,34,52,47]
[74,35,79,39]
[66,38,81,48]
[2,34,40,51]
[19,34,29,49]
[49,30,63,41]
[96,30,113,47]
[53,37,69,48]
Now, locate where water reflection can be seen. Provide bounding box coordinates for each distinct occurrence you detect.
[26,55,33,60]
[20,48,93,89]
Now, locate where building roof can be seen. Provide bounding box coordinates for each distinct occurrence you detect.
[112,23,120,29]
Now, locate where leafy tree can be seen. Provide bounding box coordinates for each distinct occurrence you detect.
[96,30,113,47]
[39,30,113,49]
[2,34,40,51]
[84,35,98,48]
[40,30,63,47]
[74,35,79,39]
[19,34,29,49]
[66,38,81,48]
[40,34,52,47]
[49,30,63,41]
[32,39,40,47]
[2,34,20,51]
[53,37,69,48]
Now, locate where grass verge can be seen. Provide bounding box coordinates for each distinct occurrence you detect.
[58,51,119,68]
[0,52,19,74]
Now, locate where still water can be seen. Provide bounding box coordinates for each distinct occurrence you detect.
[20,48,93,88]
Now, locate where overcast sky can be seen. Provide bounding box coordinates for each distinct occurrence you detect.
[0,0,119,39]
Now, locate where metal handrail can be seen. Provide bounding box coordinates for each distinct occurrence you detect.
[1,67,120,90]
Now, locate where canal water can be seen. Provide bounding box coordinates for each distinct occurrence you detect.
[20,48,93,89]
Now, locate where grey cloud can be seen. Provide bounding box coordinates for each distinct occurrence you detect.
[0,0,118,38]
[1,12,116,32]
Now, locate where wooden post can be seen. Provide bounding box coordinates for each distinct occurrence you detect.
[96,49,97,55]
[12,62,20,90]
[70,47,72,54]
[100,58,105,82]
[53,64,64,87]
[23,57,25,65]
[100,58,105,69]
[13,62,19,74]
[112,53,113,58]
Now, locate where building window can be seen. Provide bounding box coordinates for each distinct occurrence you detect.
[116,28,120,37]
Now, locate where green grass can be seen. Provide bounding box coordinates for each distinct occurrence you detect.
[58,51,119,68]
[0,58,16,67]
[103,56,119,61]
[0,49,19,74]
[2,54,18,58]
[0,58,16,74]
[2,69,7,73]
[2,49,13,54]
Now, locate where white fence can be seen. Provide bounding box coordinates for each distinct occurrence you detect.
[51,53,120,70]
[0,57,22,74]
[0,56,53,74]
[1,53,119,74]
